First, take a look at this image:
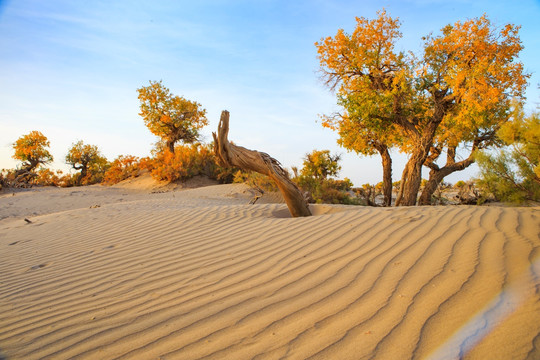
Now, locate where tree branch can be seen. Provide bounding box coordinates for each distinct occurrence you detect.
[212,111,312,217]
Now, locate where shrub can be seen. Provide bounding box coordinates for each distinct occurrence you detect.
[103,155,142,185]
[293,149,357,205]
[149,143,235,183]
[476,107,539,203]
[233,170,279,192]
[0,168,73,188]
[296,175,356,204]
[33,168,67,187]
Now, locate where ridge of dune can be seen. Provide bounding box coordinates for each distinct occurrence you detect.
[0,176,259,222]
[0,185,539,359]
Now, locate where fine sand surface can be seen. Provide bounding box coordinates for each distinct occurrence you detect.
[0,179,539,359]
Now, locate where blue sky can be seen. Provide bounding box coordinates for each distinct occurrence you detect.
[1,0,539,186]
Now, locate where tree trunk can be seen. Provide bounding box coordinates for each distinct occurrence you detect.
[379,146,392,207]
[15,159,40,183]
[75,164,87,186]
[418,145,477,205]
[418,168,447,205]
[213,110,312,217]
[166,140,175,154]
[395,91,452,206]
[396,153,424,206]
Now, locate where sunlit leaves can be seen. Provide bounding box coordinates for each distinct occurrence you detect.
[423,15,528,133]
[316,10,416,152]
[66,141,103,168]
[66,140,108,185]
[102,155,143,185]
[149,143,225,183]
[137,80,208,152]
[316,10,528,204]
[294,149,356,204]
[12,131,53,169]
[476,106,539,203]
[300,149,341,180]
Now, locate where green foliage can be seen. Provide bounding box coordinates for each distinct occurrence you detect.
[294,150,358,204]
[300,178,356,204]
[300,149,341,180]
[87,158,109,184]
[233,171,279,192]
[352,183,380,206]
[316,11,529,205]
[476,109,540,203]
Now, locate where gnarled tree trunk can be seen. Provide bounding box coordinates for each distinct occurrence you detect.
[14,159,41,184]
[418,142,480,205]
[395,92,450,206]
[73,164,88,186]
[396,152,425,206]
[418,168,450,205]
[212,110,311,217]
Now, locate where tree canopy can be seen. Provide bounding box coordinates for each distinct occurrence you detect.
[316,10,528,205]
[12,130,54,183]
[300,149,341,180]
[137,80,208,154]
[66,140,108,185]
[12,131,53,171]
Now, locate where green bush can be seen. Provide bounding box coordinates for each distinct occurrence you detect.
[233,170,279,192]
[476,107,539,204]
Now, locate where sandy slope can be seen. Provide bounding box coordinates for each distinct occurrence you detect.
[0,183,539,359]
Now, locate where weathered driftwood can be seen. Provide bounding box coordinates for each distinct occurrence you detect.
[212,110,312,217]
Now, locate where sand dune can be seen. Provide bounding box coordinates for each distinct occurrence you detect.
[0,183,539,359]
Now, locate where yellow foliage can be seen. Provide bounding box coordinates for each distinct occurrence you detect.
[103,155,142,185]
[33,169,73,187]
[137,81,208,152]
[149,143,234,183]
[66,141,108,185]
[316,10,529,205]
[12,131,53,169]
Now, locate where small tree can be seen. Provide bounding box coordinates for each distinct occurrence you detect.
[301,149,341,180]
[137,80,208,154]
[295,149,356,204]
[326,112,395,206]
[66,141,108,185]
[12,131,53,182]
[476,107,540,203]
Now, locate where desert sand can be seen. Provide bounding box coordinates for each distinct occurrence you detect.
[0,177,539,360]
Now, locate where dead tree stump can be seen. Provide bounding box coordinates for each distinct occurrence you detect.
[212,110,312,217]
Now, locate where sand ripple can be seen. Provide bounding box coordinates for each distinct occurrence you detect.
[0,192,539,359]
